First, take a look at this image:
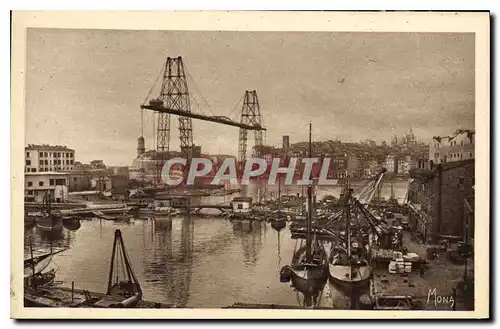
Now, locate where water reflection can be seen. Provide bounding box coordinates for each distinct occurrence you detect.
[231,219,265,266]
[141,216,194,307]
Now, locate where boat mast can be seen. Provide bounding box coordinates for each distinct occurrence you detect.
[346,177,351,260]
[29,238,37,291]
[306,122,313,263]
[278,177,281,215]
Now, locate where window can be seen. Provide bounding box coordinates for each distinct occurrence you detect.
[56,179,65,186]
[470,153,473,157]
[26,152,30,157]
[45,152,48,157]
[39,181,44,187]
[39,160,43,165]
[74,177,77,182]
[31,168,36,172]
[45,160,48,165]
[460,141,463,147]
[27,190,33,195]
[27,182,32,187]
[50,179,55,186]
[25,160,31,166]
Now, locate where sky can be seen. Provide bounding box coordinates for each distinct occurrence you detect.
[25,29,475,166]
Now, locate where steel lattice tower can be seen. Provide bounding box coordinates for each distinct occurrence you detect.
[156,57,194,184]
[238,90,264,164]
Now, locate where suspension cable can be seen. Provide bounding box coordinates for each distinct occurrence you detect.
[226,94,245,122]
[142,61,165,106]
[183,59,215,116]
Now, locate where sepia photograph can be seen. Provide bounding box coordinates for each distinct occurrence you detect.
[10,11,490,319]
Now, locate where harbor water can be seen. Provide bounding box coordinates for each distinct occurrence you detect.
[24,180,408,308]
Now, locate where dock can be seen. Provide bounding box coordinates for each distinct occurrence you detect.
[223,303,333,309]
[25,286,176,309]
[370,232,474,311]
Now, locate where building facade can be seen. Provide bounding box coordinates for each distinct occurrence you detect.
[25,144,75,173]
[385,155,397,173]
[407,159,474,243]
[25,172,69,203]
[429,129,475,164]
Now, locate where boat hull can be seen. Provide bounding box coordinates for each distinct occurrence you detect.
[271,219,286,231]
[290,265,327,294]
[328,263,371,291]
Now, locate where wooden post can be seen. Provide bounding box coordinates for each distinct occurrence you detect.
[452,288,456,311]
[72,281,74,302]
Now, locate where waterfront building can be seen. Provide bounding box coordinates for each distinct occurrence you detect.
[368,160,382,177]
[385,155,397,173]
[429,129,475,164]
[25,144,75,173]
[231,197,253,213]
[407,159,474,244]
[396,155,416,175]
[91,176,113,192]
[346,155,360,178]
[25,172,69,203]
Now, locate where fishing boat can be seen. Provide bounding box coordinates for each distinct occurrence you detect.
[280,123,328,296]
[24,249,65,278]
[24,268,57,288]
[24,241,64,289]
[328,188,371,291]
[25,229,145,308]
[270,178,287,231]
[35,196,63,233]
[62,216,81,231]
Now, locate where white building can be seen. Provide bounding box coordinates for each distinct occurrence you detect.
[385,155,396,173]
[231,197,253,214]
[429,130,475,164]
[25,144,75,173]
[25,172,69,203]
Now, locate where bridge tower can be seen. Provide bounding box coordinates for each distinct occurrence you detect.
[238,90,264,164]
[156,56,194,184]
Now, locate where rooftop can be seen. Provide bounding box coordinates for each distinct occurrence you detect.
[26,144,74,151]
[25,171,69,176]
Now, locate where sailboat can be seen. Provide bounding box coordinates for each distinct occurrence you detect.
[280,123,328,297]
[24,240,60,288]
[35,194,63,233]
[25,229,144,308]
[270,178,287,231]
[328,187,371,291]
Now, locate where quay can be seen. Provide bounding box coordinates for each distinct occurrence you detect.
[370,231,474,310]
[25,286,176,309]
[223,303,333,309]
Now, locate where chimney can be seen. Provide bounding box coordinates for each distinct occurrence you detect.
[282,135,290,151]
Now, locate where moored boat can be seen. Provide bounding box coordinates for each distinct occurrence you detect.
[328,184,372,292]
[62,216,81,231]
[280,123,328,298]
[270,178,287,232]
[24,229,146,308]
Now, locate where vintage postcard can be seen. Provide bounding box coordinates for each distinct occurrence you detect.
[11,11,490,319]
